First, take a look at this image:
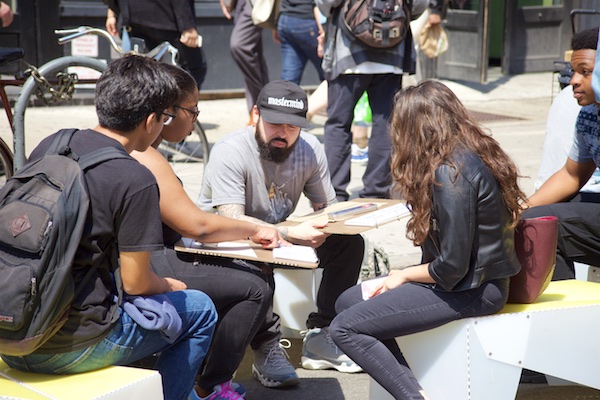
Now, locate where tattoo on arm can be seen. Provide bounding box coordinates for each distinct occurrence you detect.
[278,225,290,241]
[217,204,273,227]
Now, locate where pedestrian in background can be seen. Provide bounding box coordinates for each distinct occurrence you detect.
[219,0,270,116]
[105,0,208,90]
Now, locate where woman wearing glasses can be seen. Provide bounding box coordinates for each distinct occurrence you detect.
[132,64,285,400]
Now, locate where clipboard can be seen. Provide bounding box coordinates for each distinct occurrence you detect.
[279,198,409,235]
[174,238,320,269]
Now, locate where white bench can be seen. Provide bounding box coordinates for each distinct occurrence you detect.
[369,280,600,400]
[0,359,163,400]
[273,268,323,337]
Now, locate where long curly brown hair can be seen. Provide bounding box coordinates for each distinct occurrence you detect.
[390,80,526,246]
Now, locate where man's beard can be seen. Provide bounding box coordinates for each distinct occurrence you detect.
[255,129,297,163]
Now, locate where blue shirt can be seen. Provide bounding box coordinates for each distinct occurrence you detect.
[571,104,600,164]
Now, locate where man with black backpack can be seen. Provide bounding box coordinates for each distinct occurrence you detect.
[0,55,217,400]
[315,0,443,202]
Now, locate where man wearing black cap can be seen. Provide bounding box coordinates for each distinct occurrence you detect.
[198,80,364,388]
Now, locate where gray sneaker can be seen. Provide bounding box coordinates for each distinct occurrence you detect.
[301,327,363,373]
[252,339,300,388]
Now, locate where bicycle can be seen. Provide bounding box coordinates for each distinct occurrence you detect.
[0,26,210,198]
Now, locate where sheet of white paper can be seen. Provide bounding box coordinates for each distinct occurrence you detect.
[361,276,387,300]
[181,238,258,258]
[273,245,318,263]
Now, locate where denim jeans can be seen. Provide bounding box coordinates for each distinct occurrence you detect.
[277,14,325,84]
[330,279,509,399]
[2,290,217,400]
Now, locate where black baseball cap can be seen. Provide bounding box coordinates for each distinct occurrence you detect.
[256,80,309,129]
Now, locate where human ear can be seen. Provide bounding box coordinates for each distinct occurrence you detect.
[251,105,260,125]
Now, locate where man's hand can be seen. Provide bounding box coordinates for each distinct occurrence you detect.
[0,2,14,28]
[180,28,200,48]
[249,226,289,248]
[287,218,330,248]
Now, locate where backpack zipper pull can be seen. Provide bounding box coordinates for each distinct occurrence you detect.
[31,277,37,298]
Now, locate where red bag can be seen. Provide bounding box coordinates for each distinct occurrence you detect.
[507,216,558,304]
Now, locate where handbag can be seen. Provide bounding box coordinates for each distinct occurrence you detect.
[251,0,280,30]
[419,22,448,58]
[507,216,558,304]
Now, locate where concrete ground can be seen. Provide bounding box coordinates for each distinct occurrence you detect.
[2,70,599,399]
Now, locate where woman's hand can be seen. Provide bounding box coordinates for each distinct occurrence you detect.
[165,277,187,292]
[249,226,290,248]
[369,264,434,298]
[370,270,409,297]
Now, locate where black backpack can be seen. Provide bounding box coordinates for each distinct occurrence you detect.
[340,0,413,48]
[0,129,130,356]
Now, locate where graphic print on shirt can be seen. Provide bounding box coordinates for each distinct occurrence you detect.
[266,180,293,224]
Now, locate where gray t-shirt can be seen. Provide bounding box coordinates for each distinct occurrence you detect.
[198,127,335,224]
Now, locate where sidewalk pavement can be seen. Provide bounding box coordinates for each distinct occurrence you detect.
[2,71,600,399]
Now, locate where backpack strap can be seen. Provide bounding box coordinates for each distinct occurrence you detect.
[78,146,132,171]
[45,129,131,168]
[402,0,413,74]
[45,128,80,158]
[76,147,131,307]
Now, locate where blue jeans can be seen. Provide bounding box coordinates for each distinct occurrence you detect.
[277,14,325,84]
[2,290,217,400]
[330,279,509,399]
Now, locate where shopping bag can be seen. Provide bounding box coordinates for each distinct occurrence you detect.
[251,0,280,30]
[418,22,448,58]
[507,216,558,304]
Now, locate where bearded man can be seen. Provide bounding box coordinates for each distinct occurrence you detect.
[198,80,364,387]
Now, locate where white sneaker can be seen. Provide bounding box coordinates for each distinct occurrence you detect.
[252,339,300,388]
[301,327,363,373]
[351,144,368,164]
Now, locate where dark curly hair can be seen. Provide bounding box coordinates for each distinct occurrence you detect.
[572,27,599,51]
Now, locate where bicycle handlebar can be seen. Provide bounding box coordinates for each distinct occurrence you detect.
[55,26,123,54]
[54,26,179,65]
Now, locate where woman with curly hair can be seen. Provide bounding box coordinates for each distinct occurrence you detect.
[328,80,527,399]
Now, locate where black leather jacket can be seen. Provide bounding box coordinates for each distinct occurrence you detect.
[422,148,521,292]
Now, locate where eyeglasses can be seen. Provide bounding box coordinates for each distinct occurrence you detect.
[175,105,200,122]
[162,111,176,126]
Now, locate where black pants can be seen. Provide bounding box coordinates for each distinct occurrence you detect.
[129,23,208,89]
[251,234,365,350]
[522,192,600,280]
[325,73,402,201]
[150,248,271,390]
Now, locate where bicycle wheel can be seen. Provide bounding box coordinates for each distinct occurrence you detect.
[12,56,107,171]
[158,120,209,200]
[0,136,14,187]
